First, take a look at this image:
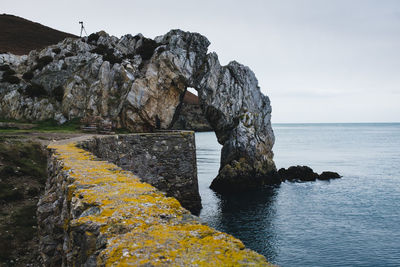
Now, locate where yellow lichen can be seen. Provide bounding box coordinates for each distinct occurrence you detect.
[48,140,274,267]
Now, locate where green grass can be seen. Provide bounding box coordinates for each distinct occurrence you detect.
[0,139,46,265]
[0,118,29,123]
[0,183,24,201]
[0,141,47,182]
[0,135,26,141]
[13,204,37,228]
[115,128,130,134]
[0,128,23,133]
[31,118,81,132]
[0,117,82,133]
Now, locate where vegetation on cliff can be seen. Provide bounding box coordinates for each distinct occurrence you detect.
[0,138,47,266]
[0,118,81,133]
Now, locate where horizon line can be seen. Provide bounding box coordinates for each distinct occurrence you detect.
[271,122,400,124]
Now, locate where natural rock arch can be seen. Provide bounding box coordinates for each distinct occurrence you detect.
[0,29,278,192]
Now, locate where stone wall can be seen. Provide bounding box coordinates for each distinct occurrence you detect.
[37,137,272,266]
[78,132,201,214]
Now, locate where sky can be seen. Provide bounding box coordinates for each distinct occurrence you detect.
[3,0,400,123]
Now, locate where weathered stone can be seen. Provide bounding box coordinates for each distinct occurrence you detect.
[1,29,277,192]
[37,137,272,266]
[121,30,210,131]
[198,54,276,192]
[78,132,202,215]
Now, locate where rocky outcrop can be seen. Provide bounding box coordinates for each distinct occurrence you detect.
[278,166,341,182]
[199,55,276,193]
[38,138,272,266]
[318,171,341,180]
[122,30,210,131]
[0,30,210,130]
[0,29,276,192]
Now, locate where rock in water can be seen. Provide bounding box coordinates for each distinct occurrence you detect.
[318,171,341,180]
[198,55,277,193]
[278,166,341,182]
[278,166,319,182]
[0,29,277,193]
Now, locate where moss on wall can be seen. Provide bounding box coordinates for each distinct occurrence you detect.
[38,138,273,266]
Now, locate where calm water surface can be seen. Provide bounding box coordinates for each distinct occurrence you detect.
[196,123,400,267]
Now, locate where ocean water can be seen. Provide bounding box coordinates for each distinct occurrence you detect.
[196,123,400,267]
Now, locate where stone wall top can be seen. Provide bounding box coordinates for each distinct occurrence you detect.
[38,136,273,266]
[78,131,202,214]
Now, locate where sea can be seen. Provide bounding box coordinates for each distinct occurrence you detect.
[195,123,400,267]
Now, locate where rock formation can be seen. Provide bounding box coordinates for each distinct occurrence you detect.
[0,29,276,192]
[199,55,277,192]
[278,166,341,182]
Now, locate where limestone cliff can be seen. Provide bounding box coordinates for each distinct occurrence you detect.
[0,29,276,192]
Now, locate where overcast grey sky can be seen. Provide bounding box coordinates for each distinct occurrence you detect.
[3,0,400,122]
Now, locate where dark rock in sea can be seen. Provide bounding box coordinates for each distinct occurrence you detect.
[210,163,281,194]
[277,166,341,182]
[318,171,341,180]
[278,165,319,182]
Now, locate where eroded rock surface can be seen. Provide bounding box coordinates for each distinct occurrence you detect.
[198,55,277,192]
[0,29,277,192]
